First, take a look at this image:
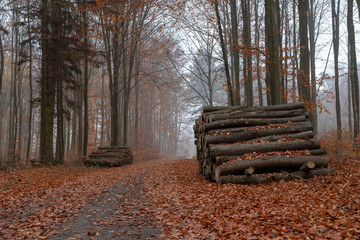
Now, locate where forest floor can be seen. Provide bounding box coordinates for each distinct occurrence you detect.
[0,157,360,239]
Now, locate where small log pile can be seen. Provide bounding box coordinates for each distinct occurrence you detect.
[193,102,334,184]
[83,146,134,167]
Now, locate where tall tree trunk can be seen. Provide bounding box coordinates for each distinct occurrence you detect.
[77,73,83,157]
[309,0,318,132]
[332,0,341,138]
[26,1,33,161]
[0,34,3,92]
[242,0,253,106]
[40,0,55,164]
[298,0,311,103]
[254,0,263,106]
[275,0,285,103]
[230,0,240,106]
[100,71,105,146]
[134,51,140,147]
[214,0,235,106]
[265,0,281,105]
[292,0,298,101]
[82,8,89,157]
[348,0,359,146]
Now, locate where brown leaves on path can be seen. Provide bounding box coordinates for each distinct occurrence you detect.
[144,158,360,239]
[0,164,147,239]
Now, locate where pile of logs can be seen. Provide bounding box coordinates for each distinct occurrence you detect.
[193,102,334,184]
[84,146,134,167]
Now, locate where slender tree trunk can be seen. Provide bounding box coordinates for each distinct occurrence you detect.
[26,2,33,161]
[348,0,359,146]
[0,34,3,92]
[309,0,318,132]
[254,0,263,106]
[100,71,105,146]
[242,0,253,106]
[134,52,140,147]
[230,0,240,105]
[82,8,89,157]
[214,0,235,106]
[332,0,341,138]
[275,0,285,103]
[292,0,298,101]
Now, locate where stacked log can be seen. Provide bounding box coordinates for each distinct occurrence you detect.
[84,146,133,167]
[193,102,334,184]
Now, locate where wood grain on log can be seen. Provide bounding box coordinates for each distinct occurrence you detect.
[214,155,328,180]
[217,168,335,184]
[204,115,307,131]
[209,109,307,122]
[209,140,321,160]
[205,122,313,145]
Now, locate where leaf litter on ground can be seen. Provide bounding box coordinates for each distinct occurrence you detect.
[0,157,359,239]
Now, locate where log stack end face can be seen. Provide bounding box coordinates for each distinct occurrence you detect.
[194,103,332,184]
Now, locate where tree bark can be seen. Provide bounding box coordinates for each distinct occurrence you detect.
[230,0,240,105]
[298,0,311,102]
[209,139,321,159]
[209,109,307,122]
[217,168,335,184]
[332,0,341,139]
[215,155,328,180]
[348,0,360,145]
[203,115,307,131]
[265,0,281,105]
[205,122,313,145]
[242,0,253,106]
[40,0,55,164]
[215,148,327,165]
[214,0,235,106]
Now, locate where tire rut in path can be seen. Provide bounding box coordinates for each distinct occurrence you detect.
[50,173,162,240]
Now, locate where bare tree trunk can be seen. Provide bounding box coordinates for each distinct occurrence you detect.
[242,0,253,106]
[309,0,318,132]
[332,0,341,138]
[348,0,360,146]
[298,0,311,103]
[0,34,3,92]
[40,0,55,164]
[82,8,89,157]
[214,0,235,106]
[26,1,33,161]
[292,1,298,101]
[100,71,105,146]
[230,0,240,106]
[265,0,281,105]
[254,0,263,106]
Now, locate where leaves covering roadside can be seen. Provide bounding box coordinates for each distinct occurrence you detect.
[144,158,360,239]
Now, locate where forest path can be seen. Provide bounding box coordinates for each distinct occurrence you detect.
[49,162,163,240]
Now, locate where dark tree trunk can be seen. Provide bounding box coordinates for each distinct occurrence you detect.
[242,0,253,106]
[40,0,55,164]
[230,0,240,106]
[265,0,281,105]
[214,0,235,106]
[348,0,360,145]
[332,0,341,138]
[298,0,311,102]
